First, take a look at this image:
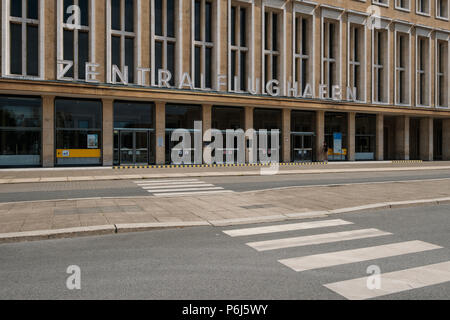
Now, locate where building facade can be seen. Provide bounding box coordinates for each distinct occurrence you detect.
[0,0,449,167]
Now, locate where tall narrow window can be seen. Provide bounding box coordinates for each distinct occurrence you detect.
[230,3,248,92]
[373,29,388,103]
[348,24,364,101]
[6,0,41,77]
[437,0,449,19]
[109,0,136,84]
[153,0,177,86]
[436,40,448,107]
[293,14,312,95]
[264,10,280,86]
[396,32,410,105]
[193,0,214,89]
[417,0,430,15]
[322,20,338,98]
[60,0,91,80]
[416,36,430,106]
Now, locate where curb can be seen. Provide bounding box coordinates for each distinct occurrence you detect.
[0,197,449,244]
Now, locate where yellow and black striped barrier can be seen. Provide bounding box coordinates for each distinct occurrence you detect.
[392,160,423,164]
[113,162,328,170]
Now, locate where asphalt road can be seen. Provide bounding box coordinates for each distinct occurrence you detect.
[0,169,450,202]
[0,204,449,299]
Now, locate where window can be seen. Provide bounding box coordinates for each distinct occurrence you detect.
[437,0,449,19]
[108,0,137,84]
[55,99,102,166]
[58,0,91,80]
[416,36,430,106]
[417,0,430,15]
[395,32,410,105]
[0,96,41,167]
[230,3,248,92]
[293,14,312,95]
[355,114,376,161]
[2,0,42,78]
[263,9,281,86]
[193,0,215,89]
[348,24,365,101]
[373,29,388,103]
[436,40,448,107]
[395,0,410,10]
[322,20,339,99]
[372,0,389,6]
[153,0,177,86]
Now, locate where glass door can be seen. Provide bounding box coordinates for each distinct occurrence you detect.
[135,131,149,164]
[120,131,134,164]
[291,133,314,162]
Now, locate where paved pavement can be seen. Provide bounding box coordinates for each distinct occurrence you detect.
[1,161,450,184]
[0,176,449,238]
[0,204,448,299]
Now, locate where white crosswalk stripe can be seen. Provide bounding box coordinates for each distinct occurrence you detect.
[324,261,450,300]
[279,240,442,272]
[223,219,354,237]
[246,228,391,251]
[222,219,449,298]
[135,178,232,197]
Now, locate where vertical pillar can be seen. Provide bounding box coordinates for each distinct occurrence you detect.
[420,117,433,161]
[315,110,325,161]
[395,116,410,160]
[245,106,254,163]
[155,101,166,164]
[347,112,356,161]
[42,96,55,168]
[443,119,450,161]
[282,109,291,163]
[102,99,114,166]
[376,113,384,161]
[202,104,212,164]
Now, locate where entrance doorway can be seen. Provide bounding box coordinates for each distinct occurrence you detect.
[114,130,153,165]
[291,133,314,162]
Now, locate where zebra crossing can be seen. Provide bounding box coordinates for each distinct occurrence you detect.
[135,178,233,197]
[222,218,450,300]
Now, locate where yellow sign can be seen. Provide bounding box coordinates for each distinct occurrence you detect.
[56,149,101,158]
[328,148,347,156]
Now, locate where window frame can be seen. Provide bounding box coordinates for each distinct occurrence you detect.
[106,0,141,85]
[347,14,367,103]
[435,34,449,108]
[262,0,286,96]
[228,0,252,93]
[416,0,431,16]
[395,0,411,12]
[1,0,45,79]
[371,20,391,105]
[415,29,432,108]
[436,0,449,20]
[191,0,219,90]
[394,24,412,106]
[372,0,390,8]
[151,0,181,87]
[57,0,96,81]
[292,8,314,98]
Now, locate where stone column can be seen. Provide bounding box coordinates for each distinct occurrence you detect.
[155,101,166,164]
[42,96,55,167]
[347,112,356,161]
[282,109,291,163]
[315,110,325,161]
[395,116,410,160]
[376,113,384,161]
[245,106,254,163]
[419,117,433,161]
[202,104,212,164]
[443,119,450,161]
[102,99,114,166]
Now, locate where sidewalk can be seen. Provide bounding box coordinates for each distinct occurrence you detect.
[1,161,450,184]
[0,178,449,243]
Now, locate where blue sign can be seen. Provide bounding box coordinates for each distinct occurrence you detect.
[333,133,342,154]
